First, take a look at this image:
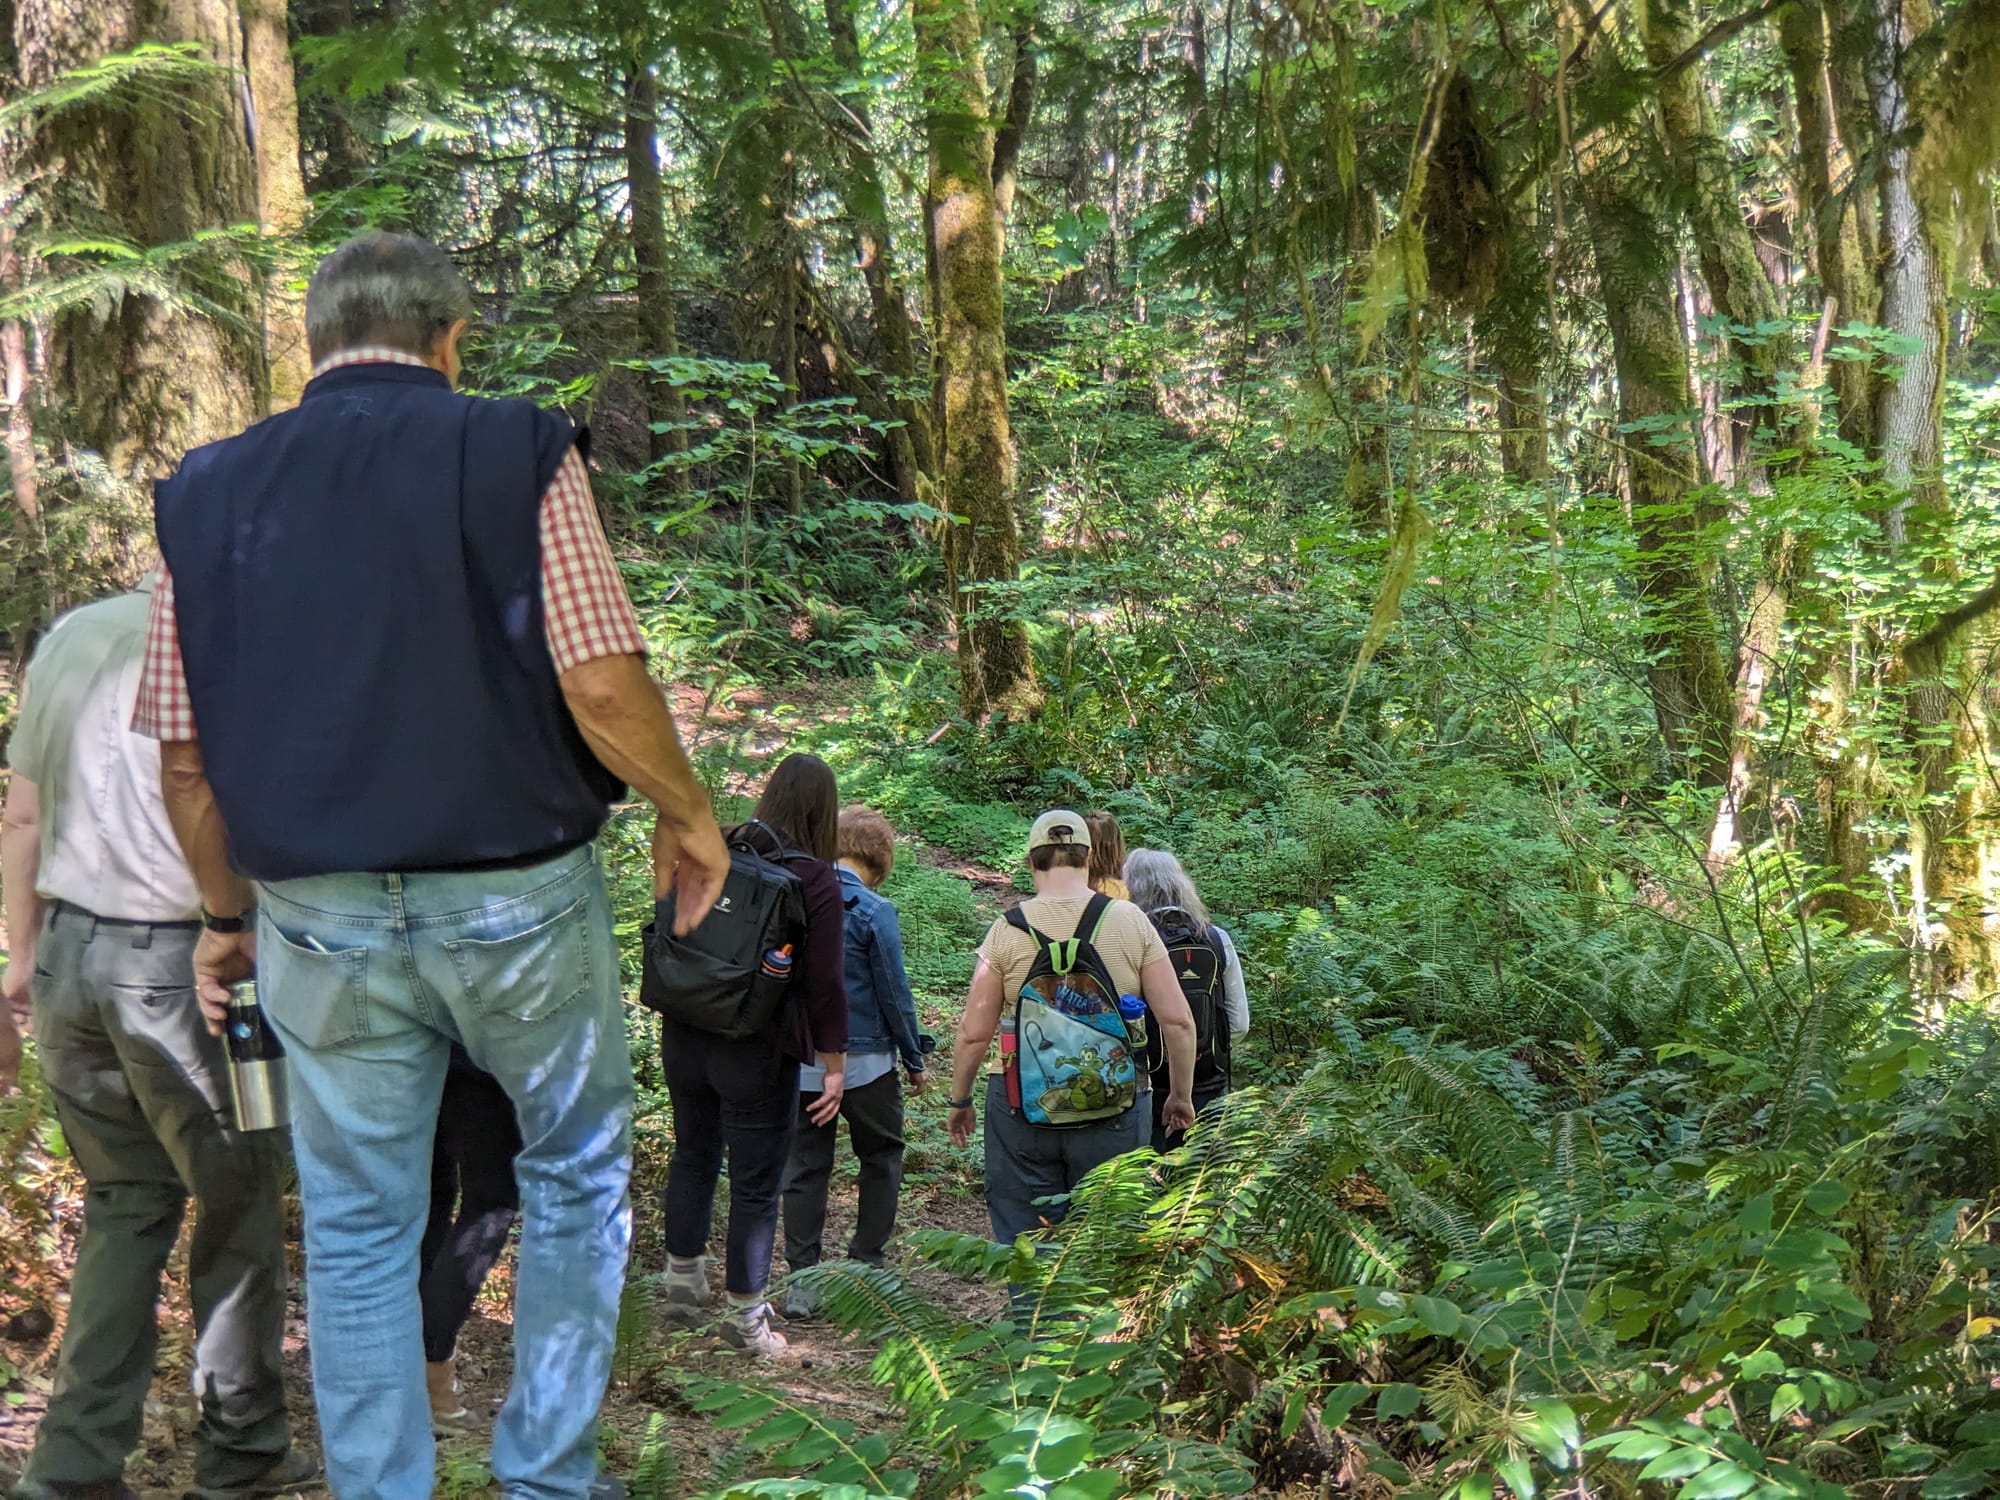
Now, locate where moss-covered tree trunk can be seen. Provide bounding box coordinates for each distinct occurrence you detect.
[989,11,1038,228]
[623,65,688,488]
[914,0,1036,717]
[1575,83,1732,786]
[1792,0,1889,933]
[823,0,934,506]
[1863,0,1994,988]
[1646,0,1793,457]
[1479,226,1550,486]
[1343,198,1392,530]
[16,0,269,484]
[244,0,309,408]
[1780,0,1875,450]
[1645,0,1815,863]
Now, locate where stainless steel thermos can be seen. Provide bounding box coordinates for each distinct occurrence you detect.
[223,980,289,1132]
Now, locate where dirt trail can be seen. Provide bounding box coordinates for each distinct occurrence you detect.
[0,1173,1002,1497]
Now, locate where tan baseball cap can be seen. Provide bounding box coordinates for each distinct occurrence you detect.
[1028,809,1091,854]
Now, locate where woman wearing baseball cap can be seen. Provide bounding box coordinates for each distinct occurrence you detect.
[941,810,1198,1248]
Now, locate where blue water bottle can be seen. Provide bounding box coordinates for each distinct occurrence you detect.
[1117,993,1148,1051]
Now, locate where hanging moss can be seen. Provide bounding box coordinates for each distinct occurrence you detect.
[1418,70,1504,311]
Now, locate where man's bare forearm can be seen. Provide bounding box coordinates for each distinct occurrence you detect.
[2,775,45,968]
[560,654,712,829]
[160,741,254,918]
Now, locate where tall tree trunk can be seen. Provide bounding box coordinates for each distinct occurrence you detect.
[1343,198,1391,530]
[1860,0,1990,987]
[1575,84,1732,785]
[15,0,266,487]
[914,0,1037,717]
[1780,0,1875,451]
[1782,0,1885,920]
[780,244,803,514]
[623,65,688,488]
[0,215,41,657]
[1648,0,1818,860]
[1646,0,1793,446]
[1861,0,1949,547]
[823,0,935,504]
[243,0,309,408]
[990,9,1038,227]
[757,0,807,514]
[1479,223,1550,485]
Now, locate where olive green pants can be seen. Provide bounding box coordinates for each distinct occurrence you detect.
[24,904,292,1493]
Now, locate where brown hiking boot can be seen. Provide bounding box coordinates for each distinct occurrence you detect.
[427,1358,475,1432]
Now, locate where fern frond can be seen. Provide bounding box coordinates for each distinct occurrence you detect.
[629,1411,679,1500]
[0,226,266,324]
[788,1260,969,1411]
[0,43,225,132]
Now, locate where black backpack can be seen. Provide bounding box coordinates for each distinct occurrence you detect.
[1149,906,1229,1093]
[640,820,807,1040]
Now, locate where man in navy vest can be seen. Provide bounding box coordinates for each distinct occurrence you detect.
[136,232,729,1500]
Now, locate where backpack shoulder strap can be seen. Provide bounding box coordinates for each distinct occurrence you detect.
[1008,904,1056,964]
[1078,891,1115,945]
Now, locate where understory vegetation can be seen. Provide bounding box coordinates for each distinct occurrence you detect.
[584,336,2000,1499]
[6,0,2000,1495]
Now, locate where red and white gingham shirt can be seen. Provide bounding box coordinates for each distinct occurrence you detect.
[134,348,646,741]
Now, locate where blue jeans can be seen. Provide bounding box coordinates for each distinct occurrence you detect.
[258,845,631,1500]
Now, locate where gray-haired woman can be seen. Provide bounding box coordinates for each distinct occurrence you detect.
[1123,849,1250,1150]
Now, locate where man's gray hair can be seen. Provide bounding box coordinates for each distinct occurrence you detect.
[304,232,476,363]
[1124,848,1211,928]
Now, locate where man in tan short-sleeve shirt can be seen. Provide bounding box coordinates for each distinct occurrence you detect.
[947,810,1198,1248]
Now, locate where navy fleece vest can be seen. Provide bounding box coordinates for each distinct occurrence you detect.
[154,362,624,881]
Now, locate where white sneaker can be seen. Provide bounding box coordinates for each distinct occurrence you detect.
[721,1300,789,1357]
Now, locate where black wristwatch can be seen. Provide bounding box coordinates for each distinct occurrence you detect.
[948,1095,976,1110]
[201,907,251,933]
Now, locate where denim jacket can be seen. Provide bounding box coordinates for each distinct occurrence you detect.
[838,865,926,1071]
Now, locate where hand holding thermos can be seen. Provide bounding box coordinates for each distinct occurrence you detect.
[223,980,290,1132]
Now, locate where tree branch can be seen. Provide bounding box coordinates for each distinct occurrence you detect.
[1906,570,2000,673]
[990,10,1039,222]
[1652,0,1791,82]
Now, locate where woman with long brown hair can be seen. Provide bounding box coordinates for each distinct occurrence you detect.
[657,753,848,1356]
[1085,810,1129,900]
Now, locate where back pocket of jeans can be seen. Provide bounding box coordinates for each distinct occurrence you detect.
[443,896,591,1024]
[260,925,370,1049]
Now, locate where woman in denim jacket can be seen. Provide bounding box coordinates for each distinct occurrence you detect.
[780,806,929,1316]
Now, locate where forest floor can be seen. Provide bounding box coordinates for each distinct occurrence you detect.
[0,1153,1005,1496]
[0,680,1020,1497]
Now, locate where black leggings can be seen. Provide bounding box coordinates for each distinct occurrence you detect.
[659,1018,800,1296]
[419,1057,522,1364]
